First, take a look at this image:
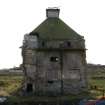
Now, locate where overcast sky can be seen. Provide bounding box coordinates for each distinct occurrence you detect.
[0,0,105,69]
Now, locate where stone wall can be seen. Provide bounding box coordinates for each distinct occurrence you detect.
[22,34,87,95]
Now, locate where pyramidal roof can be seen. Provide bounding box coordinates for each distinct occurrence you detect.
[30,8,83,40]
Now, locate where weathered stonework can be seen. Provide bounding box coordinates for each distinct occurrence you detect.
[22,8,87,95]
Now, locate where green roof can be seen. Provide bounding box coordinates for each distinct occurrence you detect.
[30,18,82,40]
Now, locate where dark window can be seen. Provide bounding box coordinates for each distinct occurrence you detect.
[50,57,59,62]
[67,41,71,47]
[29,32,39,37]
[26,83,33,92]
[42,41,45,47]
[47,80,54,84]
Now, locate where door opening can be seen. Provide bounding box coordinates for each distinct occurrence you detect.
[26,83,33,92]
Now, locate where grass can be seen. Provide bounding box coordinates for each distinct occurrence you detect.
[0,74,104,98]
[88,69,105,98]
[5,92,90,105]
[0,74,90,104]
[0,70,105,104]
[0,75,23,96]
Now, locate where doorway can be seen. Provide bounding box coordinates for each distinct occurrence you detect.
[26,83,33,92]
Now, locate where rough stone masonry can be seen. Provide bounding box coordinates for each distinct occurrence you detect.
[21,8,87,96]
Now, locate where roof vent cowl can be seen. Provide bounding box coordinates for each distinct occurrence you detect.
[46,8,60,18]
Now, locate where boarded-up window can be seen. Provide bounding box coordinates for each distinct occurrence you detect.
[63,69,81,80]
[69,70,80,80]
[46,69,59,80]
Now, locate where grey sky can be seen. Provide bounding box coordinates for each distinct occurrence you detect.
[0,0,105,68]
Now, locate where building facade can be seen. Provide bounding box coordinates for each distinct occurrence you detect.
[22,8,87,95]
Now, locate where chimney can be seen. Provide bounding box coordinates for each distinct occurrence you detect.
[46,7,60,18]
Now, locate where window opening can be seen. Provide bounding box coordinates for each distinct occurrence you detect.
[50,57,59,62]
[47,80,54,84]
[67,41,71,47]
[30,32,39,37]
[42,41,45,47]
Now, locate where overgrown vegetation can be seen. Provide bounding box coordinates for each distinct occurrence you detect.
[0,71,105,98]
[0,68,105,104]
[88,68,105,98]
[0,75,23,96]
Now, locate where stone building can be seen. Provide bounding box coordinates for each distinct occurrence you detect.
[22,8,87,95]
